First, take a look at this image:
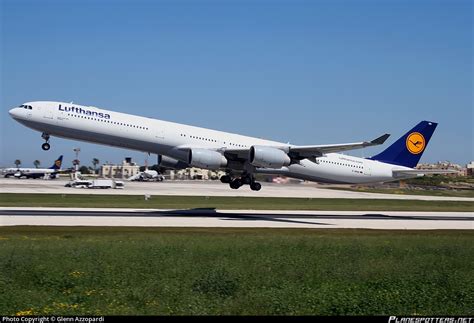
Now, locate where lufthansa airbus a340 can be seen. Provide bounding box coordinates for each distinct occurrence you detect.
[9,101,449,191]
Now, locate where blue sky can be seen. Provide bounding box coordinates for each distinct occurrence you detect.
[1,0,472,168]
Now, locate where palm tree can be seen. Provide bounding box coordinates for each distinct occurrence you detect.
[92,158,100,174]
[14,159,21,168]
[33,160,41,168]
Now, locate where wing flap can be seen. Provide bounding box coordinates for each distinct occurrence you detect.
[288,133,390,159]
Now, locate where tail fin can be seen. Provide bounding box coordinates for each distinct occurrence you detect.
[49,155,63,169]
[369,121,437,168]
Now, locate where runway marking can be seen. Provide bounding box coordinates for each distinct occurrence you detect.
[1,208,472,230]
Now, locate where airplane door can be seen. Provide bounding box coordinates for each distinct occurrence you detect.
[155,130,165,141]
[43,107,54,121]
[57,108,68,122]
[363,166,371,176]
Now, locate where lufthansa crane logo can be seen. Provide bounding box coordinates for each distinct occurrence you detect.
[406,132,425,154]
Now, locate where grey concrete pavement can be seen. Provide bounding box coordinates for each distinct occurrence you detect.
[1,207,472,229]
[0,178,472,201]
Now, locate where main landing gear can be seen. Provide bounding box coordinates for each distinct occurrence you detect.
[41,133,51,151]
[220,174,262,191]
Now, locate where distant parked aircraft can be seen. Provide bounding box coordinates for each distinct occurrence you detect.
[128,169,164,181]
[3,155,63,179]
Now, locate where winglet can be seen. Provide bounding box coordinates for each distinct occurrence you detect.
[371,133,390,145]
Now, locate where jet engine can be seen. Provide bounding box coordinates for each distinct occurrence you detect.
[157,155,188,170]
[249,146,291,168]
[188,149,227,170]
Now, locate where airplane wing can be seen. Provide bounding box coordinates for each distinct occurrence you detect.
[286,133,390,159]
[222,133,390,161]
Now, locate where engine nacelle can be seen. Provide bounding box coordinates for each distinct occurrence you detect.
[188,149,227,170]
[158,155,188,170]
[249,146,291,168]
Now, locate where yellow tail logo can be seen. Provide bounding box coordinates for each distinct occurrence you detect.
[406,132,425,154]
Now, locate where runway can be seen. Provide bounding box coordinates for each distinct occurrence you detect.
[1,208,472,229]
[0,178,472,201]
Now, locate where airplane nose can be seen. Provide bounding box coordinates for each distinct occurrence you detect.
[9,108,20,118]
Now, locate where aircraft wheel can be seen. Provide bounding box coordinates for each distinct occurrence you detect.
[250,182,262,191]
[42,143,50,151]
[220,175,232,184]
[241,175,252,185]
[229,178,242,189]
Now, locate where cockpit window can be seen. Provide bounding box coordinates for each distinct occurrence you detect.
[28,106,32,109]
[19,105,25,108]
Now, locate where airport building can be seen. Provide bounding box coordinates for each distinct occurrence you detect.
[467,161,474,176]
[100,157,140,178]
[171,168,225,180]
[416,161,467,177]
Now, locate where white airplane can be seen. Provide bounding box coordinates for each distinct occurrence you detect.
[9,101,451,190]
[128,169,164,182]
[3,155,63,179]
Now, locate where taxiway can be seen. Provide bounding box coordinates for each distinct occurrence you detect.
[0,207,472,230]
[0,178,472,201]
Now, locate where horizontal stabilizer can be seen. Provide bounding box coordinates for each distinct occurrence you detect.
[392,169,458,178]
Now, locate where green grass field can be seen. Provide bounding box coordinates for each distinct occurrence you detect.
[1,193,473,211]
[1,227,472,315]
[329,187,474,198]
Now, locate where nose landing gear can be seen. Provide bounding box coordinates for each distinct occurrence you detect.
[41,133,51,151]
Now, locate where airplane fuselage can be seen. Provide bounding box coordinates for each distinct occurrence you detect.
[3,167,59,179]
[9,101,412,185]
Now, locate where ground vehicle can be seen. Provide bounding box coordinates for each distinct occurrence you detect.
[65,179,125,189]
[114,181,125,189]
[88,179,114,189]
[65,180,92,188]
[128,170,164,182]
